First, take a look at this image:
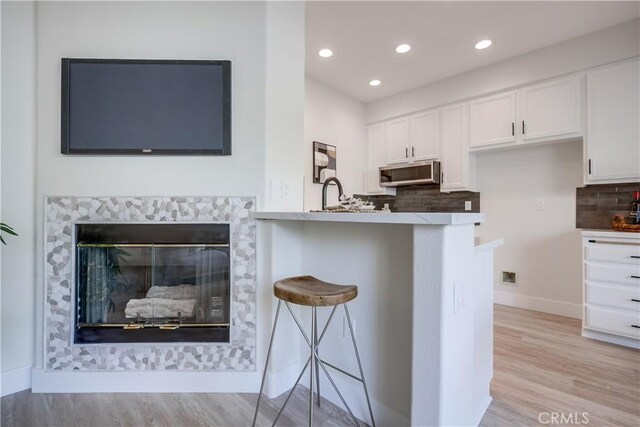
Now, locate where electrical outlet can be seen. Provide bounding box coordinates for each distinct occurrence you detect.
[343,316,355,340]
[535,199,545,210]
[282,182,290,199]
[502,271,517,285]
[464,201,472,211]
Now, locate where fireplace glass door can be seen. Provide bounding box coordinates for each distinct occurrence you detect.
[74,224,230,344]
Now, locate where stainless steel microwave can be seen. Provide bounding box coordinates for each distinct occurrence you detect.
[379,161,441,187]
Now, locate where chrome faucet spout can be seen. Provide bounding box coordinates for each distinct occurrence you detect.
[321,177,344,210]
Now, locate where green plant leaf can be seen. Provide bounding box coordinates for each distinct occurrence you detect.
[0,222,18,244]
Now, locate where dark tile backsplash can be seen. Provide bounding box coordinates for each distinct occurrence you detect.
[576,182,640,229]
[356,185,480,213]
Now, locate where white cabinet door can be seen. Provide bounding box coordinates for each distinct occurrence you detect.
[367,124,385,193]
[586,59,640,183]
[469,92,516,148]
[410,110,440,161]
[519,76,582,142]
[441,103,469,191]
[385,117,410,164]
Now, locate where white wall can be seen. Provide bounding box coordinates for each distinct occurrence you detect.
[367,19,640,123]
[304,77,367,211]
[0,1,305,381]
[1,1,36,395]
[300,222,413,424]
[475,142,584,317]
[361,19,639,318]
[264,2,305,212]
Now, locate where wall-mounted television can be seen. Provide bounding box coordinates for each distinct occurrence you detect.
[61,58,231,155]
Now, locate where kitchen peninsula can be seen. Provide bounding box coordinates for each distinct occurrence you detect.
[255,211,502,426]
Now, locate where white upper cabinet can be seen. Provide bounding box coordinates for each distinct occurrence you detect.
[384,111,440,165]
[519,76,582,142]
[469,92,517,148]
[385,117,411,164]
[586,59,640,183]
[367,123,385,193]
[366,123,395,195]
[410,110,440,161]
[441,103,473,192]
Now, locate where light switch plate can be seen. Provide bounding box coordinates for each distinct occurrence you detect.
[464,201,472,211]
[282,182,290,199]
[270,179,282,201]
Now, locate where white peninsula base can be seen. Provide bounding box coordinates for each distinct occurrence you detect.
[255,212,502,426]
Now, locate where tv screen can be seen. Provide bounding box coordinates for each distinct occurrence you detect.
[61,59,231,155]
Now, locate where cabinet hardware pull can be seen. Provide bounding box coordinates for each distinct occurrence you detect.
[631,255,640,259]
[631,275,640,279]
[511,122,514,136]
[522,121,525,134]
[405,147,408,158]
[588,159,592,174]
[441,171,444,183]
[632,325,640,329]
[412,146,415,157]
[631,299,640,303]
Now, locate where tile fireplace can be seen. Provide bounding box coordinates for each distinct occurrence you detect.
[45,196,256,371]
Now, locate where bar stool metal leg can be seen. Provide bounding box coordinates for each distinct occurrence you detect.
[251,300,282,427]
[345,304,376,427]
[314,313,321,407]
[309,306,316,427]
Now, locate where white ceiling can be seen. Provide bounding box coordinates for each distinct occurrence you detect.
[306,1,640,102]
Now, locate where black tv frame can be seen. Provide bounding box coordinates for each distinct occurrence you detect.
[61,58,232,155]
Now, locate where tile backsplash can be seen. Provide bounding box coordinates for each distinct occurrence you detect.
[357,185,480,213]
[576,182,640,229]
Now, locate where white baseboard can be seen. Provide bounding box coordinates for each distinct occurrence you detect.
[265,361,303,399]
[494,291,582,319]
[31,368,262,393]
[582,329,640,349]
[472,396,493,426]
[303,372,410,426]
[1,365,32,397]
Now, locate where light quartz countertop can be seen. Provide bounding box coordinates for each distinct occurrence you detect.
[253,211,484,225]
[581,229,640,239]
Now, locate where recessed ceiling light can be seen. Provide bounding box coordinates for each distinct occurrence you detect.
[395,43,411,54]
[318,48,333,58]
[369,79,381,87]
[475,39,492,50]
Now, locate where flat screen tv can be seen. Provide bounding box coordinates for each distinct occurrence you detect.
[61,58,231,155]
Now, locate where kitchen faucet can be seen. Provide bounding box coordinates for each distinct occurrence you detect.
[321,177,344,210]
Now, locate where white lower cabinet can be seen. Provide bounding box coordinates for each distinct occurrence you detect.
[582,231,640,348]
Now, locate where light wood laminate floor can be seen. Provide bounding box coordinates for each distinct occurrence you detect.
[2,305,639,426]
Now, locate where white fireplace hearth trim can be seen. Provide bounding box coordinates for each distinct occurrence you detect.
[44,196,256,372]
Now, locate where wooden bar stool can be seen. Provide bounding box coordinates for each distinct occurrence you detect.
[252,275,376,427]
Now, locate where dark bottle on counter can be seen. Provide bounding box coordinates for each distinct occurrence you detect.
[630,191,640,224]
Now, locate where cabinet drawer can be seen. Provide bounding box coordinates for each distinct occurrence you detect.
[584,305,640,339]
[586,282,640,311]
[585,262,640,286]
[585,243,640,265]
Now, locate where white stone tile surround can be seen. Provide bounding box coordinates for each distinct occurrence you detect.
[45,196,256,371]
